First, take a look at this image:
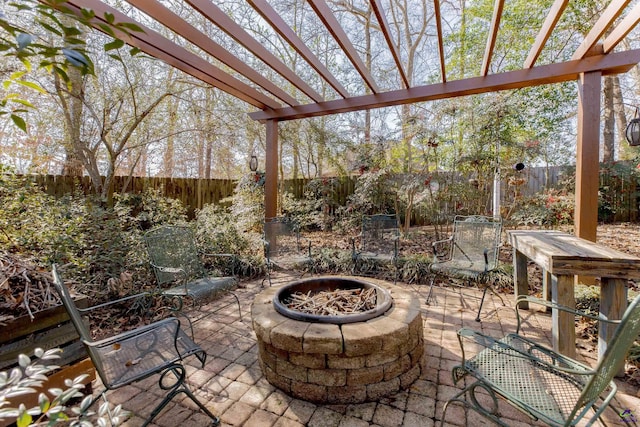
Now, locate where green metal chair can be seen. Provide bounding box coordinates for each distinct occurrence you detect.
[263,217,312,287]
[426,215,504,321]
[442,294,640,426]
[51,265,220,427]
[144,225,240,317]
[351,214,400,283]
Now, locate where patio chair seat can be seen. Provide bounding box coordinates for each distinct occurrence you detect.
[268,254,312,270]
[144,225,241,318]
[358,251,395,262]
[51,265,220,427]
[443,294,640,426]
[426,215,503,321]
[458,332,585,422]
[162,276,238,302]
[430,259,487,278]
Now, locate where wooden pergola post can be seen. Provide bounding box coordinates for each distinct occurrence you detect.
[265,119,278,220]
[575,71,601,286]
[575,71,602,243]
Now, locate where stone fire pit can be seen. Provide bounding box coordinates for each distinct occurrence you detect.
[251,276,423,404]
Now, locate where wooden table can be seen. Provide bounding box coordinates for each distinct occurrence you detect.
[507,229,640,360]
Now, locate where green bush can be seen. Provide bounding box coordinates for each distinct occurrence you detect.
[0,348,127,426]
[194,203,264,278]
[511,189,574,227]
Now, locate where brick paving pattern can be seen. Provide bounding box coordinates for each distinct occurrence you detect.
[100,275,639,427]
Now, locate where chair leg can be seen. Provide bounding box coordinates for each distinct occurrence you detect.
[142,364,220,427]
[475,286,489,322]
[441,380,508,427]
[426,274,437,305]
[230,291,242,320]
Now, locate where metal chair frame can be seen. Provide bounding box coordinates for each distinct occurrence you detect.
[51,265,220,427]
[144,225,241,318]
[263,216,312,287]
[442,294,640,426]
[426,215,504,321]
[351,214,400,283]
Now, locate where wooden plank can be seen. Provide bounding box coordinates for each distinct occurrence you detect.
[552,274,576,358]
[250,49,640,121]
[508,230,640,277]
[0,322,81,369]
[513,248,529,309]
[599,277,627,375]
[0,295,88,343]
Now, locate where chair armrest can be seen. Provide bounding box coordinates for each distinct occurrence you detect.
[150,263,187,279]
[515,295,620,333]
[457,327,597,376]
[431,236,453,261]
[77,292,154,313]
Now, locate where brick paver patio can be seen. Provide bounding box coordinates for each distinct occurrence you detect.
[103,275,640,427]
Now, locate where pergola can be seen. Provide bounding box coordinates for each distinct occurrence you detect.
[56,0,640,242]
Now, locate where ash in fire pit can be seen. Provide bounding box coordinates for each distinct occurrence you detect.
[273,277,392,324]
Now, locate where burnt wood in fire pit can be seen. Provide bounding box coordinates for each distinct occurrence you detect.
[273,277,392,324]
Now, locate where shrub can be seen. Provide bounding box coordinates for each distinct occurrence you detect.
[194,203,264,278]
[511,189,574,227]
[0,348,127,426]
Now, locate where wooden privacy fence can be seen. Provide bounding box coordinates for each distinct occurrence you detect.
[23,164,639,223]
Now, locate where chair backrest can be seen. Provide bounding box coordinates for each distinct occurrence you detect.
[361,214,399,254]
[451,215,501,270]
[264,217,302,258]
[51,265,110,379]
[144,225,205,285]
[571,293,640,420]
[51,265,92,343]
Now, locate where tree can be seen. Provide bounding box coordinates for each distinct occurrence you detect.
[0,0,142,131]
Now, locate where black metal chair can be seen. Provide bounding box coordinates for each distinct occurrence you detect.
[51,265,220,427]
[351,214,400,283]
[263,217,312,287]
[426,215,504,321]
[144,225,241,318]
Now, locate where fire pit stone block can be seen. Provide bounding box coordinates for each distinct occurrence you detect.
[252,278,424,404]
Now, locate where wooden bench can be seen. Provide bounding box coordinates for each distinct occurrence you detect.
[507,229,640,360]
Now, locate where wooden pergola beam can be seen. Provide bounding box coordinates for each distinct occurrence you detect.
[434,0,447,82]
[184,0,325,103]
[308,0,380,93]
[481,0,505,76]
[250,49,640,121]
[370,0,410,88]
[59,0,279,109]
[572,0,631,60]
[524,0,569,68]
[247,0,350,99]
[125,0,299,107]
[603,2,640,53]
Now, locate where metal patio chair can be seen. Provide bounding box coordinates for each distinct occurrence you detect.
[263,217,312,287]
[51,265,220,427]
[442,294,640,426]
[426,214,504,321]
[351,214,400,283]
[144,225,241,318]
